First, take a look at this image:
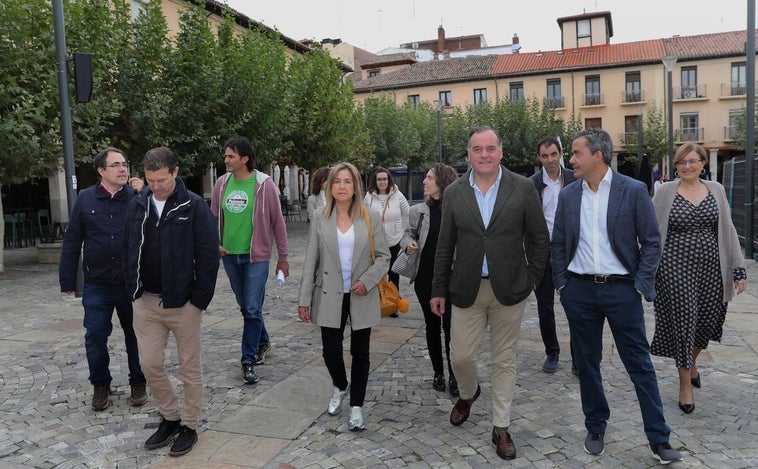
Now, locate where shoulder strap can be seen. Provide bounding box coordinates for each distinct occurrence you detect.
[363,206,376,261]
[381,196,391,222]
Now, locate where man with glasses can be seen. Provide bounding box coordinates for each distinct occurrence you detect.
[431,125,549,460]
[59,147,146,411]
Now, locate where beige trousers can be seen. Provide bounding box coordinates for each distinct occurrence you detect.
[450,279,526,428]
[133,293,203,430]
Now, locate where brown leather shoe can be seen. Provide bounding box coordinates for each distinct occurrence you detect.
[491,428,516,460]
[449,384,480,426]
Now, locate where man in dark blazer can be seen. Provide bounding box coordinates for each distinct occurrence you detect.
[431,125,549,460]
[551,129,682,464]
[529,136,576,374]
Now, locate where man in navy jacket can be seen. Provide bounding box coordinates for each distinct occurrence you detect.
[123,146,218,457]
[551,129,682,464]
[59,147,146,411]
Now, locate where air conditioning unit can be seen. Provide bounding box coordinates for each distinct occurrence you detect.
[683,88,696,99]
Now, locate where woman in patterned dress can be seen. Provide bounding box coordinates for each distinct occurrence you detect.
[651,143,747,414]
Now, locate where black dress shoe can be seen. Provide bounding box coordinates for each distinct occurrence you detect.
[691,373,701,389]
[448,377,459,398]
[432,373,445,392]
[678,401,695,414]
[450,384,480,426]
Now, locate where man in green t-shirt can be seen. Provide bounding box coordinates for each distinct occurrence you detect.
[210,137,289,385]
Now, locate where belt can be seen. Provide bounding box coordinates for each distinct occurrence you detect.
[568,271,633,284]
[481,276,489,279]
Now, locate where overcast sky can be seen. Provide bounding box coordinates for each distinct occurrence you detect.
[223,1,753,54]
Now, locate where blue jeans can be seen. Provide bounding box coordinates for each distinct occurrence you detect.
[222,254,270,364]
[560,277,670,445]
[82,283,145,386]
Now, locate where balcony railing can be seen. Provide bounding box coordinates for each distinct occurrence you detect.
[676,127,704,142]
[582,93,603,106]
[622,90,644,103]
[543,96,565,108]
[720,82,758,97]
[675,85,706,99]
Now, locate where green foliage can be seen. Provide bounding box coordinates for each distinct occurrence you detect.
[0,0,61,183]
[286,48,367,171]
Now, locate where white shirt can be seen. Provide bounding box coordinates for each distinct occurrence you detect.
[337,225,355,292]
[541,168,563,238]
[567,168,629,276]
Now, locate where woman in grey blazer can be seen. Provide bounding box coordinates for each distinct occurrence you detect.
[298,162,390,432]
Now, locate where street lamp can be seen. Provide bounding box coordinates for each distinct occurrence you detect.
[662,55,677,178]
[434,99,443,162]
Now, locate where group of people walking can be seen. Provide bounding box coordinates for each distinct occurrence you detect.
[59,125,746,463]
[59,137,289,457]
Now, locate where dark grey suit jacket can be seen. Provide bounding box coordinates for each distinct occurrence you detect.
[550,170,661,301]
[431,166,549,308]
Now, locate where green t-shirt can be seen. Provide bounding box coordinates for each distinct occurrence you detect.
[222,173,256,254]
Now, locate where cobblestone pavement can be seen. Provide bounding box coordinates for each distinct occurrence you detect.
[1,220,757,468]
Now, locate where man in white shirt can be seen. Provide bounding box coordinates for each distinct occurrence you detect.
[529,137,576,373]
[551,129,682,464]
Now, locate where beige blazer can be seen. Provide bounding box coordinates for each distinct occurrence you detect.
[298,206,390,330]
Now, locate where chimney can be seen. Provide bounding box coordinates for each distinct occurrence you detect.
[512,33,519,45]
[437,25,445,54]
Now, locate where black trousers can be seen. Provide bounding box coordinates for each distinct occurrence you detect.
[321,294,371,407]
[414,275,454,379]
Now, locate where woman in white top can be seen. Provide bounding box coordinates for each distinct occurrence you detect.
[306,167,329,222]
[363,168,410,317]
[298,162,389,432]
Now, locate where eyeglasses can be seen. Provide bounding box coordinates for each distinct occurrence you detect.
[106,162,129,169]
[376,177,388,182]
[674,159,702,167]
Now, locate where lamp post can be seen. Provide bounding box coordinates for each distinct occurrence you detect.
[662,55,677,178]
[434,99,443,162]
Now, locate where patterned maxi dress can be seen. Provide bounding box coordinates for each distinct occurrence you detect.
[651,192,727,369]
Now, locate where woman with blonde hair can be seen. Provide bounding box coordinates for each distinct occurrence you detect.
[298,162,390,431]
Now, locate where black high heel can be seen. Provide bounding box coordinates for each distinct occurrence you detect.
[678,401,695,414]
[691,373,701,389]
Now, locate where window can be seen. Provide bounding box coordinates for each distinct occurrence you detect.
[585,118,602,130]
[546,79,563,108]
[679,113,700,141]
[584,75,601,105]
[439,91,452,107]
[367,69,380,78]
[577,19,591,38]
[731,62,746,95]
[681,66,697,98]
[625,72,641,103]
[474,88,487,105]
[407,95,420,109]
[624,115,641,145]
[509,82,524,102]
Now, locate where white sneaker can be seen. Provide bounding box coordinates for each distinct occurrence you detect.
[348,406,365,431]
[327,385,349,416]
